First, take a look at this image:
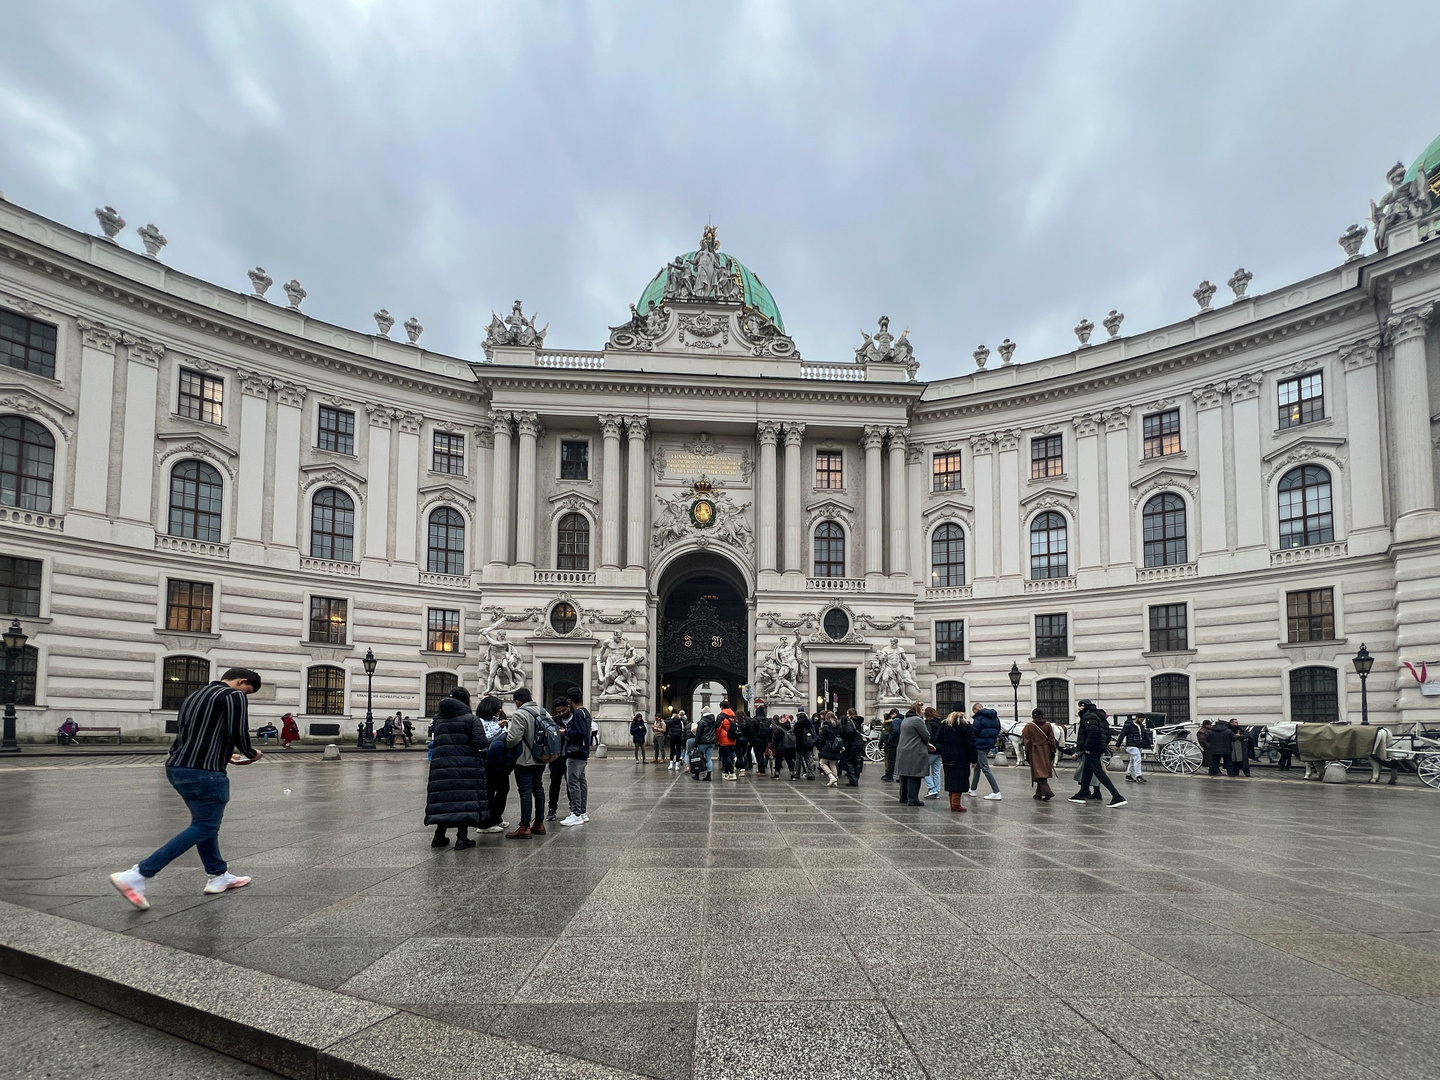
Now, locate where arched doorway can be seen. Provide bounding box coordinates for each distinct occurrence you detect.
[655,551,749,717]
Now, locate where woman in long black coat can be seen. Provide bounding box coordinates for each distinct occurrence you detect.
[425,687,489,850]
[932,711,977,813]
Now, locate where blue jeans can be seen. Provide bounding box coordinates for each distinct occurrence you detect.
[139,767,230,878]
[927,753,943,794]
[699,744,713,774]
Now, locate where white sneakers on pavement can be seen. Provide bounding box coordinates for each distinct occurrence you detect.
[203,872,252,894]
[581,813,590,822]
[983,792,1002,801]
[966,790,978,797]
[109,865,149,910]
[560,814,583,826]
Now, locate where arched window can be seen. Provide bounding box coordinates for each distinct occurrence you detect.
[425,671,459,716]
[14,644,38,706]
[1290,666,1339,724]
[935,680,966,716]
[1029,512,1068,579]
[930,523,966,587]
[1150,672,1190,723]
[310,488,355,562]
[0,416,55,512]
[427,507,466,575]
[1035,678,1069,724]
[161,655,211,710]
[1278,466,1334,549]
[168,460,223,542]
[1142,493,1187,567]
[556,512,590,571]
[306,665,346,715]
[813,521,845,577]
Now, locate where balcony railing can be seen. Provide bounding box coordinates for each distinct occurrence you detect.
[800,362,866,381]
[1023,575,1077,594]
[156,534,230,559]
[926,586,973,600]
[536,351,605,369]
[1135,562,1198,583]
[0,506,64,532]
[300,556,360,576]
[1271,541,1348,567]
[806,576,867,592]
[419,571,473,589]
[535,570,597,586]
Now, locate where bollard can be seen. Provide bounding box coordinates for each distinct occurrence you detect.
[1322,761,1347,784]
[594,743,608,759]
[321,743,341,761]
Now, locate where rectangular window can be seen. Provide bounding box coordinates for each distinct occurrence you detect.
[165,580,214,634]
[1148,603,1188,652]
[177,369,224,425]
[0,309,58,380]
[0,555,42,617]
[935,620,965,663]
[317,406,355,455]
[815,450,844,489]
[560,440,589,480]
[1278,372,1324,429]
[432,431,465,475]
[1286,588,1335,643]
[1030,434,1063,479]
[308,596,348,645]
[932,451,963,492]
[1035,613,1069,658]
[1142,409,1181,458]
[427,608,460,652]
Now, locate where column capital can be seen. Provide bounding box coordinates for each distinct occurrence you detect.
[757,420,782,446]
[490,409,513,436]
[885,425,907,452]
[1225,373,1263,401]
[1191,384,1225,410]
[398,410,423,435]
[1386,303,1434,347]
[598,413,624,439]
[474,423,495,449]
[514,410,541,439]
[906,442,925,465]
[624,415,648,440]
[783,421,806,447]
[971,431,997,454]
[77,317,120,352]
[365,402,397,427]
[1340,336,1382,370]
[236,368,274,398]
[120,332,164,366]
[996,428,1021,452]
[861,424,886,450]
[1071,414,1100,437]
[276,382,307,408]
[1102,406,1131,432]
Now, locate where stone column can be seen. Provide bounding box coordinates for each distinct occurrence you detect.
[862,425,885,578]
[271,384,305,547]
[1072,416,1103,569]
[488,411,513,568]
[997,429,1020,578]
[72,318,119,514]
[971,435,996,579]
[907,442,925,587]
[599,414,623,570]
[472,423,492,570]
[117,335,163,523]
[783,421,805,575]
[757,421,781,572]
[1103,409,1132,565]
[1388,305,1437,525]
[1341,338,1387,534]
[364,404,393,561]
[887,427,908,578]
[395,412,422,565]
[1191,386,1227,555]
[514,411,540,567]
[231,367,271,542]
[625,416,648,570]
[1227,376,1264,550]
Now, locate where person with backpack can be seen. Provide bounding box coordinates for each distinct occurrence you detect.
[771,715,797,779]
[543,699,572,821]
[1119,715,1148,784]
[629,713,649,763]
[665,711,686,770]
[751,707,772,776]
[1068,700,1126,807]
[817,713,843,786]
[794,710,817,780]
[424,686,488,850]
[968,702,1003,801]
[732,708,752,776]
[839,713,865,786]
[560,687,592,825]
[504,688,556,838]
[716,702,738,780]
[695,710,718,781]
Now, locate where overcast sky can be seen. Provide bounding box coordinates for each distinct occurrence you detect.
[1,1,1436,379]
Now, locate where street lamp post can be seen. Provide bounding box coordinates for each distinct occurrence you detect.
[1352,643,1374,726]
[1008,662,1021,731]
[1,618,25,753]
[361,648,378,749]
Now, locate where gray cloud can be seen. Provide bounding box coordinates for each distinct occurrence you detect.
[1,0,1436,378]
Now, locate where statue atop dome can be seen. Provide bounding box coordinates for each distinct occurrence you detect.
[1371,160,1433,249]
[659,227,744,303]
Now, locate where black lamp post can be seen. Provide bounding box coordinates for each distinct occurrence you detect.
[361,648,378,748]
[1,618,25,753]
[1008,661,1022,730]
[1352,643,1374,726]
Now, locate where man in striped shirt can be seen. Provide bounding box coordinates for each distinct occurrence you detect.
[110,668,263,910]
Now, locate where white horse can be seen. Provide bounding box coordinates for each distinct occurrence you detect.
[1287,722,1397,783]
[999,718,1065,768]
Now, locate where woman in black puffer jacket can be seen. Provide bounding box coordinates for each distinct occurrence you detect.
[425,687,489,850]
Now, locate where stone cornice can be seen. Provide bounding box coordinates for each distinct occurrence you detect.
[472,367,922,406]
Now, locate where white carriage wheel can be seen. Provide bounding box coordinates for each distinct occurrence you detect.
[1417,754,1440,790]
[1160,740,1202,774]
[864,740,885,763]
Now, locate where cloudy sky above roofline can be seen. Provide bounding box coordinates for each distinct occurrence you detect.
[1,0,1435,379]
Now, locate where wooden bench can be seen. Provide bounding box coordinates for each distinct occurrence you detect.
[73,725,122,745]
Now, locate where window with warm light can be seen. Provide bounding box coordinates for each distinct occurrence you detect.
[308,596,347,644]
[427,608,460,652]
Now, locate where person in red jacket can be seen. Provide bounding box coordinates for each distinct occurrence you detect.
[716,702,738,781]
[280,713,300,748]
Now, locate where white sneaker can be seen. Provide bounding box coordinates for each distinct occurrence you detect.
[580,813,590,822]
[484,825,505,833]
[203,871,252,894]
[983,792,1003,801]
[560,814,583,826]
[109,865,149,910]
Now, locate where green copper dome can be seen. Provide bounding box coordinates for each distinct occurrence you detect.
[637,231,785,332]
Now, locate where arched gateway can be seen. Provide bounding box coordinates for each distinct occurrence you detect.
[654,551,750,717]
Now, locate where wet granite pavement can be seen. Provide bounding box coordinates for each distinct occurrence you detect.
[1,753,1436,1080]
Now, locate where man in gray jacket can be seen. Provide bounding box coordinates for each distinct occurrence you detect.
[504,688,548,839]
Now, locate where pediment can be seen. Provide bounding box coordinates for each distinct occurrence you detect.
[420,482,474,504]
[1020,486,1075,509]
[1129,465,1197,490]
[0,382,74,417]
[922,499,974,518]
[300,460,367,487]
[156,429,236,460]
[1262,433,1346,464]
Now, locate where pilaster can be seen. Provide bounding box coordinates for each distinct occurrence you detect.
[757,421,781,573]
[72,318,119,515]
[599,414,623,570]
[117,333,162,524]
[625,415,648,570]
[514,411,541,567]
[488,411,514,569]
[782,421,805,577]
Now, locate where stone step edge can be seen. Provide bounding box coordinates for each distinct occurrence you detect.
[0,900,645,1080]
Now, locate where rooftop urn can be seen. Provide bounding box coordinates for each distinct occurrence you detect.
[972,344,990,370]
[1103,310,1124,339]
[374,308,394,337]
[1074,319,1094,347]
[998,338,1016,365]
[1339,223,1368,260]
[1228,268,1253,301]
[1193,280,1217,311]
[136,224,167,259]
[247,267,273,299]
[283,279,307,310]
[404,316,423,344]
[94,206,125,240]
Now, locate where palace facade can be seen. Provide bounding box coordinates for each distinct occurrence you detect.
[2,138,1439,743]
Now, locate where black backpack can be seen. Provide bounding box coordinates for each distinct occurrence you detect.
[754,717,772,743]
[524,705,564,762]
